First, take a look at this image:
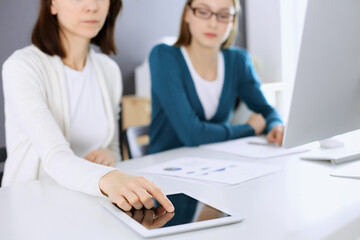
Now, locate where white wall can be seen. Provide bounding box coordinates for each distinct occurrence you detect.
[245,0,308,120]
[245,0,283,84]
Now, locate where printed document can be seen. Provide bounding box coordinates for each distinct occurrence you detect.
[201,136,309,159]
[137,157,280,186]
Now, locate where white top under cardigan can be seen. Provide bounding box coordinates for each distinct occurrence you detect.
[180,46,225,120]
[1,45,122,197]
[64,57,108,158]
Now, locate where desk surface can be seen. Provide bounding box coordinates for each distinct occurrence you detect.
[1,144,360,240]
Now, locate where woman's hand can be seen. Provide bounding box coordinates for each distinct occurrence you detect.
[85,148,116,167]
[267,124,285,146]
[247,113,266,135]
[99,170,175,213]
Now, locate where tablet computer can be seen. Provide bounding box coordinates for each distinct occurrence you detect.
[101,192,245,238]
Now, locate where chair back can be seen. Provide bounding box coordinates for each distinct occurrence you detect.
[0,147,7,186]
[124,125,149,159]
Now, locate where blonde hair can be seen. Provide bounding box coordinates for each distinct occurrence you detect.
[174,0,241,49]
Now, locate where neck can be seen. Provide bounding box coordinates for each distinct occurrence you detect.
[185,41,220,81]
[61,32,90,71]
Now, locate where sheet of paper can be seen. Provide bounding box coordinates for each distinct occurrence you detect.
[201,136,309,159]
[137,157,280,185]
[330,161,360,179]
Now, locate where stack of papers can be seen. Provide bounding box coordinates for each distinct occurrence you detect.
[137,157,280,186]
[201,136,309,159]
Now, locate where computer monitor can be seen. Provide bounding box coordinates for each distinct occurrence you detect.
[283,0,360,149]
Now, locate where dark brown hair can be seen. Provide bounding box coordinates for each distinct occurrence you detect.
[31,0,122,58]
[174,0,241,49]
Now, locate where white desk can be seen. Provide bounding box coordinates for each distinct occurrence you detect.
[1,146,360,240]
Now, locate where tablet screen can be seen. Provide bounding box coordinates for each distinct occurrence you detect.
[115,193,231,230]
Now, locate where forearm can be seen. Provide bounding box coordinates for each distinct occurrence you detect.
[179,122,255,146]
[44,146,116,197]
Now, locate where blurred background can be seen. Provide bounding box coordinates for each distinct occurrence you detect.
[0,0,307,149]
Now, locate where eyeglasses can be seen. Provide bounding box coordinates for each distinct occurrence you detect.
[187,3,236,23]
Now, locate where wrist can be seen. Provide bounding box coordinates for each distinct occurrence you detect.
[247,123,259,135]
[247,124,256,136]
[99,170,122,196]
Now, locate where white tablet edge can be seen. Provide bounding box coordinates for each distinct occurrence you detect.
[100,191,246,238]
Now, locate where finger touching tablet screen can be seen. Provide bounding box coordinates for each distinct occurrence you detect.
[101,192,245,238]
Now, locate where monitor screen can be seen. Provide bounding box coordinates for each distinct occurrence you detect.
[283,0,360,148]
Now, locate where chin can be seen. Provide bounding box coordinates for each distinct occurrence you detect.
[193,36,222,49]
[80,31,101,40]
[199,40,222,49]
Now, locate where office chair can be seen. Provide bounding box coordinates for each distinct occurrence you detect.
[123,125,149,159]
[118,103,125,161]
[0,147,7,186]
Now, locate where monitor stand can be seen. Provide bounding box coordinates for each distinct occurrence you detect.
[301,137,360,165]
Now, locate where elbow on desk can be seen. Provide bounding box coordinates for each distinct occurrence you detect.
[181,138,201,147]
[177,127,210,147]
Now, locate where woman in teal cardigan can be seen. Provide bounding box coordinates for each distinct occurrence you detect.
[149,0,284,154]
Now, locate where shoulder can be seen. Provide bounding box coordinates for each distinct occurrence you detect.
[8,45,50,60]
[148,44,185,88]
[222,47,256,81]
[148,44,184,76]
[149,43,181,62]
[222,46,251,64]
[3,45,54,72]
[2,45,57,90]
[1,46,57,98]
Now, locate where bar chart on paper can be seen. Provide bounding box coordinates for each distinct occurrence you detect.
[137,157,280,186]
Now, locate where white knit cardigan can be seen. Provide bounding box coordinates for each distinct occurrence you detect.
[1,45,122,197]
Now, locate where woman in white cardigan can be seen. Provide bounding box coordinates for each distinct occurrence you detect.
[1,0,174,213]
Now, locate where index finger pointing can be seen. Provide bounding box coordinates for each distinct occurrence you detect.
[140,180,174,212]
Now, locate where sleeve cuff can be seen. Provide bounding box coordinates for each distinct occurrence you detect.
[266,120,283,134]
[230,123,255,139]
